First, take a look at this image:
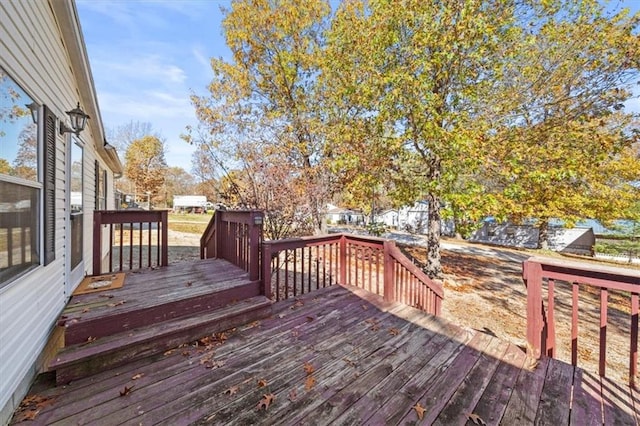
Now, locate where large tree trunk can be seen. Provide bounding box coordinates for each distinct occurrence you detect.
[538,218,549,250]
[425,192,443,279]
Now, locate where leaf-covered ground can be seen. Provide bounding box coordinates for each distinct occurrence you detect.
[404,243,635,384]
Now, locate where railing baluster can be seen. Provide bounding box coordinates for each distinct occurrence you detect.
[631,293,638,386]
[138,222,143,269]
[147,222,151,267]
[572,282,579,366]
[600,288,608,377]
[547,279,556,358]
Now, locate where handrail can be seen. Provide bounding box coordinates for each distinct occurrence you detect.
[200,210,263,282]
[523,256,640,385]
[92,210,169,275]
[200,211,217,259]
[261,233,443,316]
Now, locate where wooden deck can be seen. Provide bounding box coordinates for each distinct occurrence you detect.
[13,285,640,425]
[59,258,261,345]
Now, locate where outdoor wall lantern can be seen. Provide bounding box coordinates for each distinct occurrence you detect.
[254,215,264,226]
[25,102,38,124]
[60,102,90,135]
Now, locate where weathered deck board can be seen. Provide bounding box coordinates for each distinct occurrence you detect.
[61,259,259,344]
[12,284,639,426]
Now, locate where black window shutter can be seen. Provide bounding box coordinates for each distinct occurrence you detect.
[95,159,99,210]
[43,105,56,265]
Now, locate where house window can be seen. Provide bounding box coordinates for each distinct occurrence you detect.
[0,68,41,286]
[95,161,107,210]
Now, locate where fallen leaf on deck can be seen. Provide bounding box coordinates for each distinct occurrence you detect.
[305,375,317,390]
[468,413,486,425]
[305,316,314,322]
[291,330,300,337]
[119,385,134,396]
[389,328,400,336]
[256,393,275,411]
[82,308,90,313]
[413,402,426,420]
[364,318,380,331]
[107,300,126,307]
[361,304,368,310]
[81,336,97,346]
[343,357,357,367]
[303,362,315,375]
[131,373,144,380]
[525,357,540,371]
[185,281,192,287]
[164,349,175,356]
[288,389,298,401]
[257,378,268,388]
[98,294,114,298]
[291,299,304,309]
[214,332,228,343]
[14,394,55,422]
[182,351,191,357]
[205,360,226,370]
[225,385,239,396]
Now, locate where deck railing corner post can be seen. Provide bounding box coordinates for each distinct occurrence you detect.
[523,259,544,359]
[262,242,272,299]
[339,235,347,285]
[92,210,103,276]
[383,240,394,303]
[161,210,169,267]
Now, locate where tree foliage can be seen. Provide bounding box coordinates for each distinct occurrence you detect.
[124,135,168,198]
[188,0,332,235]
[191,0,640,276]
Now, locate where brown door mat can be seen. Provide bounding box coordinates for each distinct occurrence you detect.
[72,273,125,296]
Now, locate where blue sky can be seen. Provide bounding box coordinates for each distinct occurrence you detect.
[76,0,640,175]
[76,0,232,173]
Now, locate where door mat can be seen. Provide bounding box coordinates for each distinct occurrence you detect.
[73,273,125,296]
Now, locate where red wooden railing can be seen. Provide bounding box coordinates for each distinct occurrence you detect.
[262,233,443,316]
[523,256,640,385]
[200,210,263,282]
[93,210,168,275]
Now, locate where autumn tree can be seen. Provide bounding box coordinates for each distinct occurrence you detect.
[162,166,197,207]
[325,0,515,277]
[188,0,333,234]
[124,136,168,201]
[107,120,157,154]
[484,1,640,248]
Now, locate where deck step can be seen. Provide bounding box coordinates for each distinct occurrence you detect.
[62,280,261,345]
[50,296,272,385]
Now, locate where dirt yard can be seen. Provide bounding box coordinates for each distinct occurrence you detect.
[167,229,636,384]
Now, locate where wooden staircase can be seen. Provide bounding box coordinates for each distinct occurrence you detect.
[48,259,272,385]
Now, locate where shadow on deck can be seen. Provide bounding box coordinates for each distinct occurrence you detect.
[13,284,639,425]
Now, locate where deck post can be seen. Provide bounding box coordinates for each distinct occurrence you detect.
[93,210,103,276]
[160,210,168,267]
[523,260,544,359]
[248,211,262,282]
[262,242,272,299]
[383,240,395,303]
[339,235,347,285]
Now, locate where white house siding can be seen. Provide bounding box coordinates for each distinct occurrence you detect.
[0,1,117,422]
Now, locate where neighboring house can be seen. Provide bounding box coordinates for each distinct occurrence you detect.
[470,220,595,255]
[325,205,365,226]
[173,195,208,213]
[398,201,429,233]
[0,1,123,423]
[375,209,399,228]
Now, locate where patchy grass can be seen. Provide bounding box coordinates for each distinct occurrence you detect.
[168,212,213,223]
[169,222,208,235]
